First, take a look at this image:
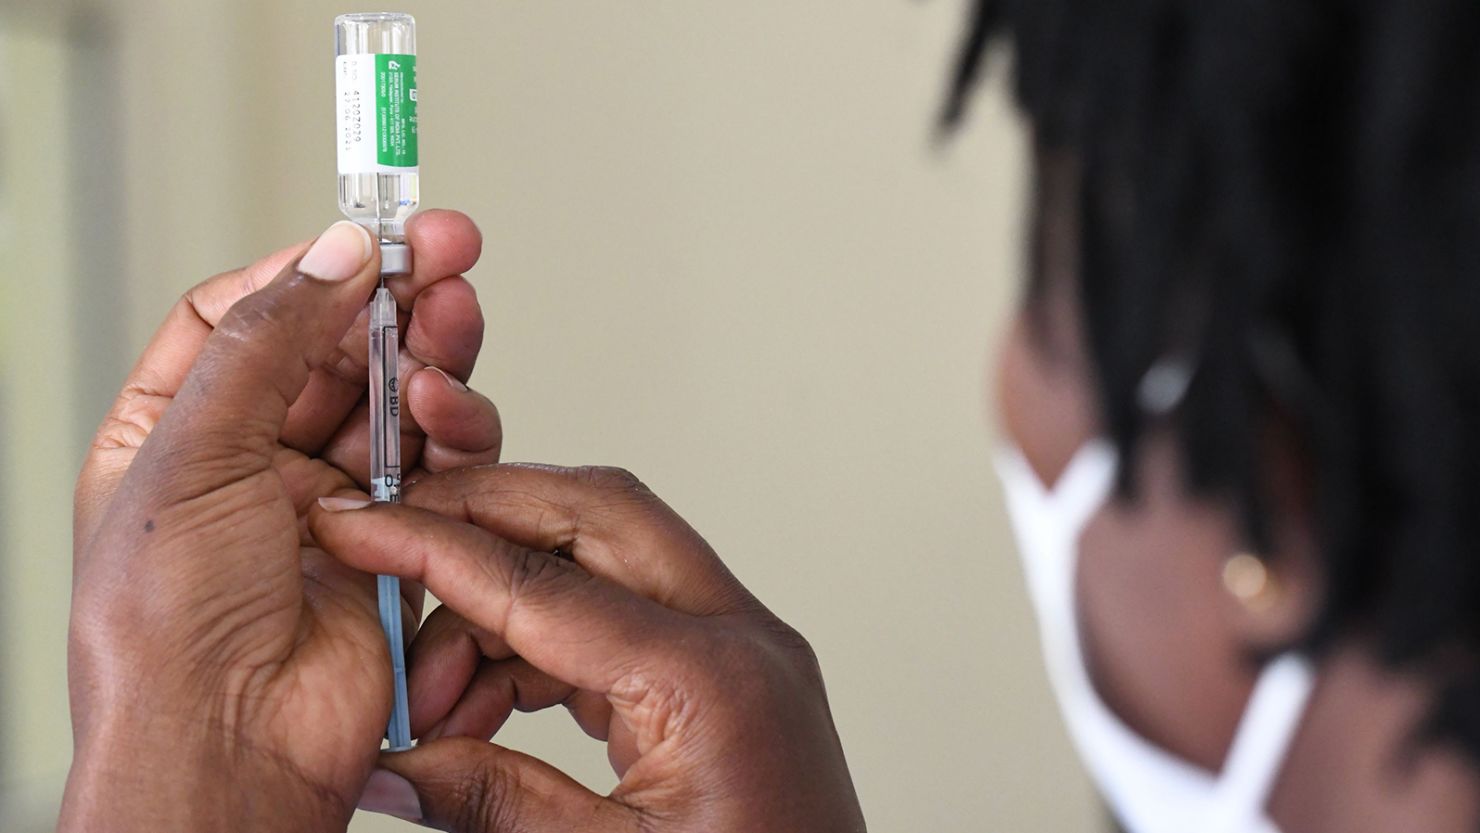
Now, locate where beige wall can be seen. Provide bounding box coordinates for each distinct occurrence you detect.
[0,15,83,826]
[0,1,1098,830]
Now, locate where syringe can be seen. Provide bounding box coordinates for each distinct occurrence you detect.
[368,276,412,751]
[336,11,419,751]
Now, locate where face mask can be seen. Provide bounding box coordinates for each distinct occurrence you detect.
[995,441,1315,833]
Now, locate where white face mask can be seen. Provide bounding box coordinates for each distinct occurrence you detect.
[995,441,1315,833]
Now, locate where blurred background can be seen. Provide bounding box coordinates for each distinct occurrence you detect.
[0,1,1098,830]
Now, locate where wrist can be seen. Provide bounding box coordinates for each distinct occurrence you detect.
[60,722,351,833]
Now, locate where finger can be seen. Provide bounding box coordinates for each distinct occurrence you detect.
[314,363,502,490]
[178,210,482,455]
[76,239,308,546]
[82,212,477,456]
[310,501,697,708]
[309,487,429,623]
[406,605,515,736]
[317,397,426,493]
[179,211,479,324]
[133,221,380,498]
[359,738,639,832]
[280,228,485,455]
[402,274,485,382]
[406,368,502,474]
[422,657,576,743]
[80,222,385,575]
[404,465,757,616]
[562,689,617,744]
[389,209,484,311]
[317,279,489,487]
[77,213,485,545]
[407,609,622,762]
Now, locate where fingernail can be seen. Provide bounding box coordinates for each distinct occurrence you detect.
[318,496,374,512]
[359,768,422,821]
[424,366,468,392]
[299,221,373,282]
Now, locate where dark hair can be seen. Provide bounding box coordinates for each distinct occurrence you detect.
[950,1,1480,761]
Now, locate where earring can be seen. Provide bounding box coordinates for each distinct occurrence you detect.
[1223,552,1278,612]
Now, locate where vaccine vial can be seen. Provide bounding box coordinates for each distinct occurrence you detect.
[335,13,418,246]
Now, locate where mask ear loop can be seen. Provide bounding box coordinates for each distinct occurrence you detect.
[1208,654,1318,832]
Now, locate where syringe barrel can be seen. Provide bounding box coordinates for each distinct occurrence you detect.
[367,287,402,504]
[335,13,419,244]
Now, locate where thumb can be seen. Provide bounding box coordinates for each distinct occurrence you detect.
[360,738,639,832]
[138,220,381,497]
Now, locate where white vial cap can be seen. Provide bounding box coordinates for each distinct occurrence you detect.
[380,243,412,276]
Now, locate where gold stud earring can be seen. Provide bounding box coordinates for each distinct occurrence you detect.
[1222,552,1278,612]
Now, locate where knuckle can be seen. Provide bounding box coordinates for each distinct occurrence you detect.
[187,261,267,317]
[317,344,369,388]
[453,754,522,832]
[763,616,822,670]
[613,664,701,745]
[571,466,663,525]
[503,548,590,607]
[204,290,314,401]
[92,394,164,451]
[575,465,648,495]
[706,627,773,683]
[696,616,825,712]
[764,618,827,691]
[215,292,292,348]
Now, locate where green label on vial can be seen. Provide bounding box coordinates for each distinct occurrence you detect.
[376,54,418,168]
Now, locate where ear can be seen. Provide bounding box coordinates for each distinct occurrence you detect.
[1220,414,1324,653]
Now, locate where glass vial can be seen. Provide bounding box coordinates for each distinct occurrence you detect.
[335,13,419,244]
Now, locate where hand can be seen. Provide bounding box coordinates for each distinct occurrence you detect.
[62,213,502,832]
[310,464,868,832]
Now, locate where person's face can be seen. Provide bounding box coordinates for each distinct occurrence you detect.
[994,157,1318,770]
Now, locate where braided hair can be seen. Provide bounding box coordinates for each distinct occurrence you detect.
[949,0,1480,759]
